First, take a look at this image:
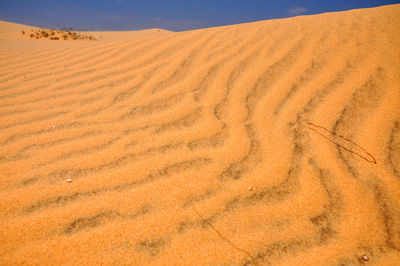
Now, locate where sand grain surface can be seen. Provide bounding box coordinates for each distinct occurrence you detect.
[1,4,400,265]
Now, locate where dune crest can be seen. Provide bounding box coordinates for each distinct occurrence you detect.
[1,4,400,265]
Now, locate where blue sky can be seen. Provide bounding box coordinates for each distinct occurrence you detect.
[0,0,399,31]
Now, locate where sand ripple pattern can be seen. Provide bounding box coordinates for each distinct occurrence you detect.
[1,5,400,265]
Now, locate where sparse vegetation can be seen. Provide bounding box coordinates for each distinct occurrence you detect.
[22,26,96,41]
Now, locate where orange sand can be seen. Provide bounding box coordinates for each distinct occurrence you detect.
[1,4,400,265]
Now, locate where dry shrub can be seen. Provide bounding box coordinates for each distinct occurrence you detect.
[22,26,96,41]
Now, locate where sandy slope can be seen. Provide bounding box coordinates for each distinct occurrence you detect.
[1,4,400,265]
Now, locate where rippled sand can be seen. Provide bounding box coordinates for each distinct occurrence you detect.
[1,4,400,265]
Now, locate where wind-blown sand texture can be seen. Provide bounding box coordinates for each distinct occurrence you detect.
[1,4,400,265]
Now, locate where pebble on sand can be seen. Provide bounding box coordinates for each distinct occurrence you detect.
[67,179,72,182]
[248,187,253,191]
[361,255,369,261]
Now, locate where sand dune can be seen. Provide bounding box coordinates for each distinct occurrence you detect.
[1,4,400,265]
